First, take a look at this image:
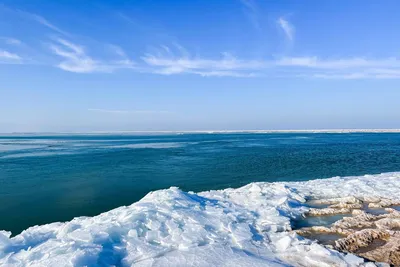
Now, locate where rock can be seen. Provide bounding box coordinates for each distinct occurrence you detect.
[384,208,400,217]
[375,218,400,231]
[328,203,363,209]
[306,208,351,216]
[294,196,400,266]
[332,210,376,230]
[296,226,335,235]
[389,248,400,266]
[360,196,382,203]
[368,199,400,208]
[334,229,390,252]
[308,196,362,205]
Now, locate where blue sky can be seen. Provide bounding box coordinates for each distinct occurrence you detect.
[1,0,399,132]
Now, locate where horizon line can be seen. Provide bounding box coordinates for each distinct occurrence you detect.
[1,128,400,135]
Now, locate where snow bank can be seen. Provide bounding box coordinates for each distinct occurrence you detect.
[1,172,400,266]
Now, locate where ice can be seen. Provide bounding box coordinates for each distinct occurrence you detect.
[0,144,43,152]
[108,142,184,149]
[0,151,76,159]
[1,172,400,266]
[0,139,191,159]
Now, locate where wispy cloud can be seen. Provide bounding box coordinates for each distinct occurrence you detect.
[0,37,22,46]
[239,0,260,30]
[25,12,70,36]
[277,17,294,41]
[14,10,135,73]
[1,4,69,36]
[276,56,400,79]
[142,46,264,76]
[276,56,400,69]
[0,7,135,73]
[49,38,135,73]
[312,68,400,80]
[142,49,400,79]
[49,38,98,73]
[0,50,22,62]
[3,5,400,80]
[190,70,257,78]
[88,108,171,114]
[109,45,126,57]
[4,32,400,79]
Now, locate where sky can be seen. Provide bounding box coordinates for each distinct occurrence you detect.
[1,0,400,132]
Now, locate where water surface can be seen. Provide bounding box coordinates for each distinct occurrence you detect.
[1,133,400,234]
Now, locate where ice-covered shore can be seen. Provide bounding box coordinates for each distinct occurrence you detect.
[1,173,400,266]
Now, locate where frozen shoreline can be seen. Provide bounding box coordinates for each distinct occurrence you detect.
[1,172,400,266]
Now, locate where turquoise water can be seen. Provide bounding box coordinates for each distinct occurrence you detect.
[1,133,400,235]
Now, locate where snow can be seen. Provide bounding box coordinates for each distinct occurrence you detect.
[1,172,400,266]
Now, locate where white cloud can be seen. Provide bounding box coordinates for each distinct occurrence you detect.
[276,57,400,69]
[88,108,171,114]
[1,5,69,36]
[49,38,98,73]
[312,73,368,80]
[142,46,264,76]
[108,44,127,57]
[9,9,136,73]
[0,37,22,46]
[277,17,294,41]
[5,34,400,79]
[276,57,400,79]
[27,12,70,36]
[0,50,22,61]
[239,0,260,30]
[313,68,400,80]
[49,38,135,73]
[4,5,400,80]
[192,70,257,78]
[142,48,400,79]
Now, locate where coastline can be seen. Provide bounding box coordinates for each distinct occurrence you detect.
[1,172,400,266]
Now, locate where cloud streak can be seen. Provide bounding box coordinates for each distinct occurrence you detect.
[312,68,400,79]
[142,49,400,79]
[88,109,171,114]
[26,12,70,36]
[0,50,22,62]
[277,17,294,41]
[139,45,400,79]
[8,9,135,73]
[2,6,400,79]
[108,44,127,58]
[239,0,261,30]
[277,56,400,79]
[49,38,135,73]
[276,57,400,69]
[0,37,22,46]
[142,46,264,76]
[4,33,400,79]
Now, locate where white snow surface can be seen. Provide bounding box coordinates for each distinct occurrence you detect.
[1,172,400,267]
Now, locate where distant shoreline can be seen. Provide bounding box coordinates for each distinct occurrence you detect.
[1,129,400,135]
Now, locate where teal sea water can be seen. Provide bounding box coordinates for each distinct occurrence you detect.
[1,133,400,235]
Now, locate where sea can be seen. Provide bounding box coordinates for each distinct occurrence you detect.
[1,133,400,235]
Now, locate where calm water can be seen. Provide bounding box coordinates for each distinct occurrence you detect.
[1,133,400,235]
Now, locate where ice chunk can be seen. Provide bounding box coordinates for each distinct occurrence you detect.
[1,172,400,266]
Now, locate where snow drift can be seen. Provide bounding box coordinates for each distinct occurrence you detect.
[2,172,400,266]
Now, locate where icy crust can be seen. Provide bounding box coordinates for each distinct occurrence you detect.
[1,173,400,266]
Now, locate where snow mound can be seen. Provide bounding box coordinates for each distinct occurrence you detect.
[1,172,400,266]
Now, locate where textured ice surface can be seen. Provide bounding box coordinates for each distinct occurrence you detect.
[1,172,400,266]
